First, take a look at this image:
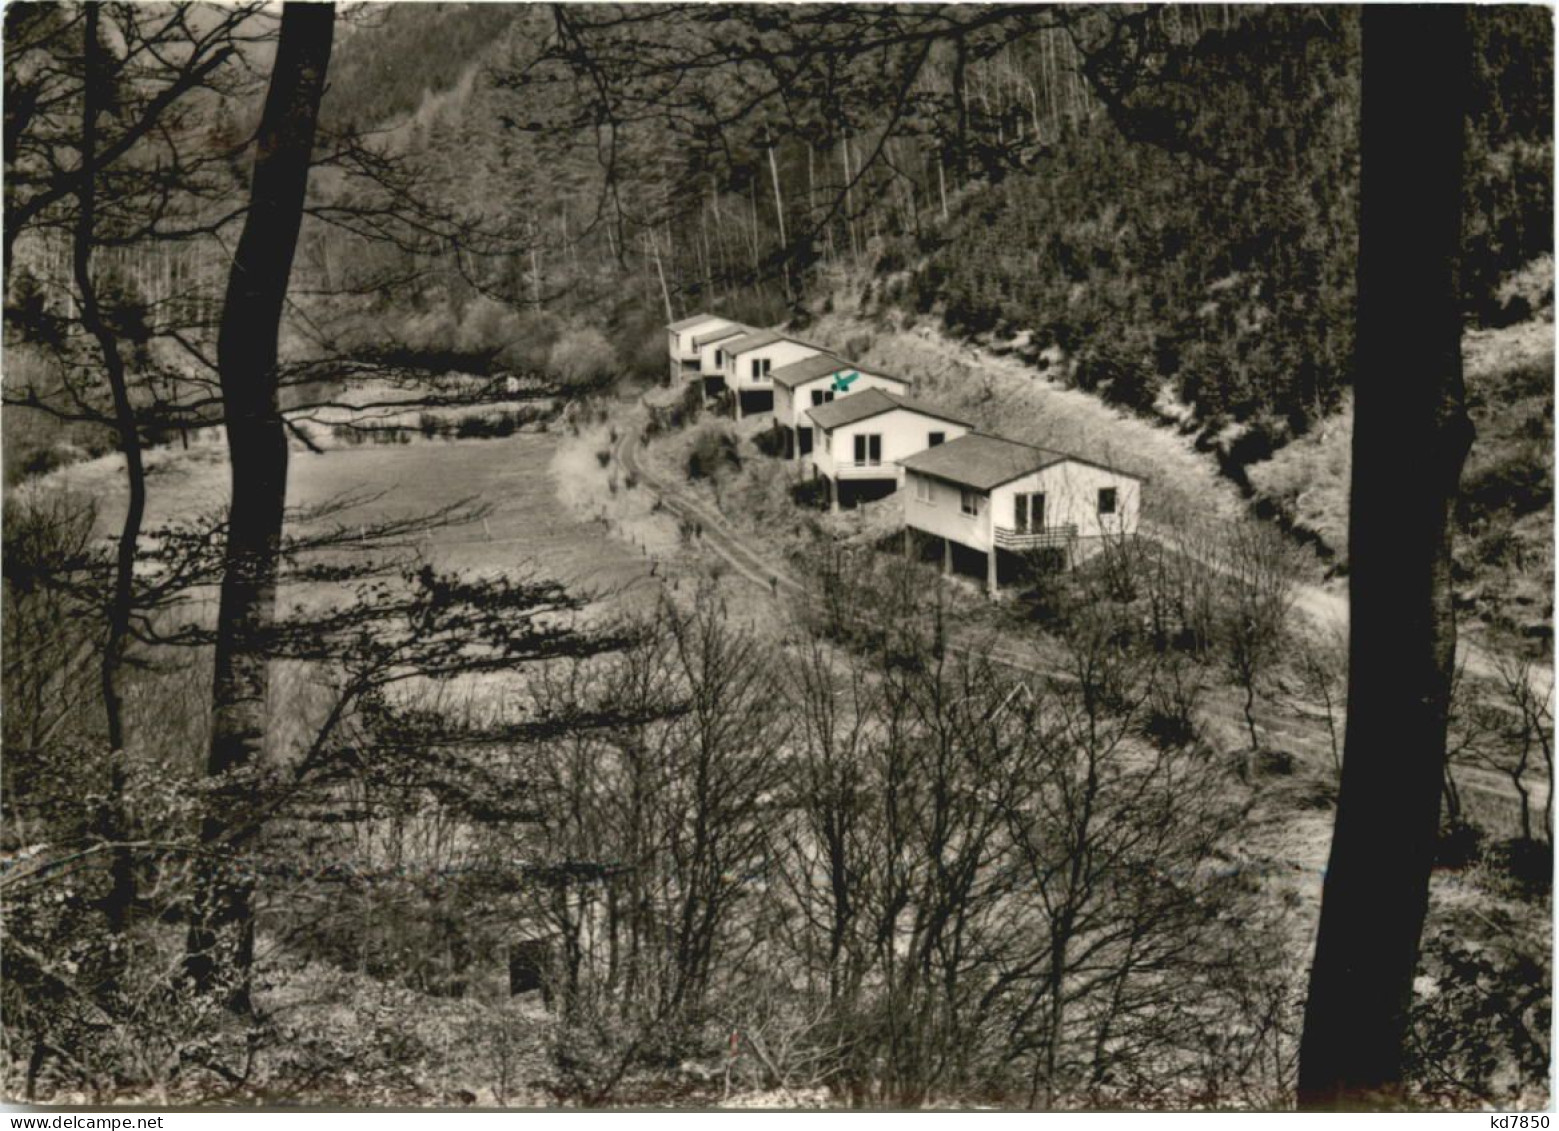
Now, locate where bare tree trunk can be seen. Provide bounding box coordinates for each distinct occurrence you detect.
[841,134,858,260]
[766,131,792,303]
[186,1,334,1009]
[648,229,675,350]
[74,2,140,959]
[765,128,788,249]
[1298,7,1471,1108]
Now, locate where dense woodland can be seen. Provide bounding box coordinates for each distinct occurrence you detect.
[1,2,1552,1111]
[6,5,1551,481]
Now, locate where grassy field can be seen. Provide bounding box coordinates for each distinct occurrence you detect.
[35,426,673,627]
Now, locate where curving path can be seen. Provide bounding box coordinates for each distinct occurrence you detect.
[617,394,1544,834]
[614,400,1043,674]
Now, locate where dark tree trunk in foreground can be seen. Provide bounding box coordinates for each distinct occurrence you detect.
[1298,6,1472,1109]
[186,2,334,1006]
[74,0,142,971]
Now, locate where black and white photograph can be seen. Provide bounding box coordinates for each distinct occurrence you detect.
[1,0,1553,1113]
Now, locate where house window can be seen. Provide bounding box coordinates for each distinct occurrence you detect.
[914,476,933,503]
[751,358,772,381]
[928,431,946,447]
[811,389,835,406]
[853,433,882,467]
[1014,492,1046,532]
[1098,487,1118,515]
[715,349,724,368]
[960,489,980,516]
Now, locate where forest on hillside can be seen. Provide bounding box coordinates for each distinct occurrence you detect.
[6,5,1550,484]
[1,2,1552,1113]
[322,4,1550,434]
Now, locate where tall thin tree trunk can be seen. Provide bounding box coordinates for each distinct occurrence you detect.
[808,141,826,264]
[1297,7,1471,1108]
[648,229,675,332]
[766,128,791,302]
[766,129,788,249]
[841,135,858,260]
[74,3,140,964]
[186,1,334,1009]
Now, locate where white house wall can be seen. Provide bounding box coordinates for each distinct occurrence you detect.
[987,461,1141,539]
[775,369,909,429]
[697,334,746,377]
[725,340,822,394]
[672,318,734,358]
[814,410,969,482]
[904,471,993,551]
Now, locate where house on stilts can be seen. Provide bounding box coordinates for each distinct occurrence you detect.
[898,433,1144,594]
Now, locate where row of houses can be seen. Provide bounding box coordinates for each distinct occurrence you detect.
[666,313,1144,594]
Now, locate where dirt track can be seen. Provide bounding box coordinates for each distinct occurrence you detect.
[614,391,1546,836]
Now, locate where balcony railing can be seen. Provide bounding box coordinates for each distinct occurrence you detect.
[994,523,1078,550]
[834,459,885,470]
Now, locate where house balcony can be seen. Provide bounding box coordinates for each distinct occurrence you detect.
[827,458,902,480]
[993,523,1078,550]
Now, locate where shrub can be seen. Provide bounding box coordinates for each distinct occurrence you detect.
[1482,836,1553,896]
[752,423,788,458]
[1409,927,1551,1106]
[1254,748,1295,776]
[20,444,83,479]
[680,381,705,425]
[549,325,620,389]
[686,428,741,481]
[1141,706,1198,750]
[790,476,828,510]
[595,448,612,468]
[1434,818,1486,870]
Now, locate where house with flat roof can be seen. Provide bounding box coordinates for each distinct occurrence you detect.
[808,389,973,510]
[899,433,1144,594]
[721,329,826,419]
[771,354,911,458]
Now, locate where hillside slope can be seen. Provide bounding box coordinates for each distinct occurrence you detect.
[802,304,1246,527]
[1247,312,1554,656]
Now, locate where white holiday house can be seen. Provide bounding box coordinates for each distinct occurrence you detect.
[807,388,973,510]
[899,433,1144,594]
[721,329,826,419]
[666,314,740,383]
[690,322,755,397]
[770,354,911,458]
